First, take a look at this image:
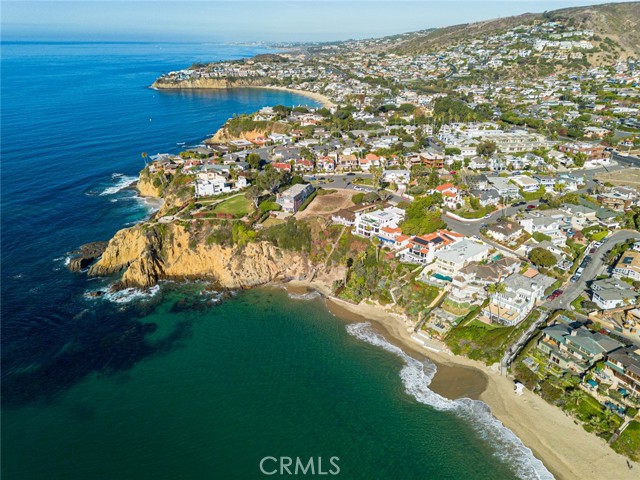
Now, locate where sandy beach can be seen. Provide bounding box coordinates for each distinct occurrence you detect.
[285,280,639,480]
[257,85,336,108]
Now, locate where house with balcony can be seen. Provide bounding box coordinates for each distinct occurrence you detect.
[398,230,464,265]
[354,206,405,238]
[430,239,491,278]
[559,203,597,231]
[591,277,639,310]
[194,172,248,197]
[613,250,640,281]
[276,183,315,213]
[605,346,640,400]
[487,176,519,199]
[482,271,555,326]
[537,320,623,375]
[485,220,523,244]
[450,257,520,305]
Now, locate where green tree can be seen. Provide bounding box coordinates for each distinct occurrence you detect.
[371,166,384,190]
[244,185,262,208]
[572,153,587,168]
[529,247,556,268]
[401,197,446,235]
[247,153,262,170]
[428,169,440,188]
[477,140,498,158]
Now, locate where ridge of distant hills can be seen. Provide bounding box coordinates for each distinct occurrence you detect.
[388,1,639,60]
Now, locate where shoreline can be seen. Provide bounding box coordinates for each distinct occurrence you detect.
[151,83,335,108]
[283,280,639,480]
[243,85,336,108]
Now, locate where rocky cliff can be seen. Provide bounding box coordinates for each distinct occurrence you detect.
[89,223,334,290]
[151,77,272,90]
[136,170,163,198]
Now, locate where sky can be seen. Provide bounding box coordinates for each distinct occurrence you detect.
[1,1,633,43]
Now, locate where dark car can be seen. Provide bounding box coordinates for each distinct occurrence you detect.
[589,248,596,254]
[346,172,355,176]
[512,201,525,207]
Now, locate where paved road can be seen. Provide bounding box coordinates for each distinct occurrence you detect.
[547,230,640,311]
[312,173,406,203]
[611,152,640,168]
[443,200,541,238]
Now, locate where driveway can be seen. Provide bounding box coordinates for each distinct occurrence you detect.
[547,230,640,311]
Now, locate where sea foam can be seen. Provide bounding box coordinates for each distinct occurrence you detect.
[346,322,555,480]
[99,174,138,196]
[85,285,161,304]
[287,290,322,301]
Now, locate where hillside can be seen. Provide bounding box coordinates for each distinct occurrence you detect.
[390,1,640,61]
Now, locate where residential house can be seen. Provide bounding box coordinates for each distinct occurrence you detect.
[485,220,524,243]
[435,183,460,209]
[605,346,640,399]
[597,188,637,212]
[591,277,639,310]
[538,321,623,374]
[450,257,520,304]
[487,176,519,199]
[383,169,411,185]
[398,230,464,265]
[354,206,405,238]
[613,250,640,281]
[276,183,315,213]
[194,172,248,197]
[483,272,555,326]
[560,203,597,231]
[431,239,491,277]
[511,175,540,193]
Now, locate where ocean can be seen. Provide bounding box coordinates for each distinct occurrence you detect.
[1,42,549,479]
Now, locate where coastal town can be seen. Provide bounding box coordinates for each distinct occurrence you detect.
[82,4,640,469]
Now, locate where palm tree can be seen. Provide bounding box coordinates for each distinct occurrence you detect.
[486,282,506,323]
[141,152,149,166]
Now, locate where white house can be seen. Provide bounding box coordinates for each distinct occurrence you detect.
[431,239,491,277]
[354,206,405,238]
[483,272,555,326]
[195,172,248,197]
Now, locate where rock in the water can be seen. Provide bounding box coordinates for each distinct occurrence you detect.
[67,241,108,272]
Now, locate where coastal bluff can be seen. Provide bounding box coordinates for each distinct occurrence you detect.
[151,77,271,90]
[88,223,326,290]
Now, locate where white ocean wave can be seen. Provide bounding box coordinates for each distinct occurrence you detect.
[346,322,554,480]
[287,290,321,301]
[99,174,137,196]
[85,285,161,304]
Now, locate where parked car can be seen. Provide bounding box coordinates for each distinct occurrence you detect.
[548,289,563,300]
[526,204,536,210]
[346,172,355,176]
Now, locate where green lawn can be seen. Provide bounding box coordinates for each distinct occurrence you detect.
[212,195,252,217]
[612,420,640,462]
[590,230,610,242]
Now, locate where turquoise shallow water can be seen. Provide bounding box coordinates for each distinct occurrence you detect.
[1,42,551,480]
[2,286,522,480]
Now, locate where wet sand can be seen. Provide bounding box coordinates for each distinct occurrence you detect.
[281,281,640,480]
[324,298,488,400]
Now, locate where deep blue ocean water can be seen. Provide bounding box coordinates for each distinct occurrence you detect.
[1,42,318,394]
[1,42,551,480]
